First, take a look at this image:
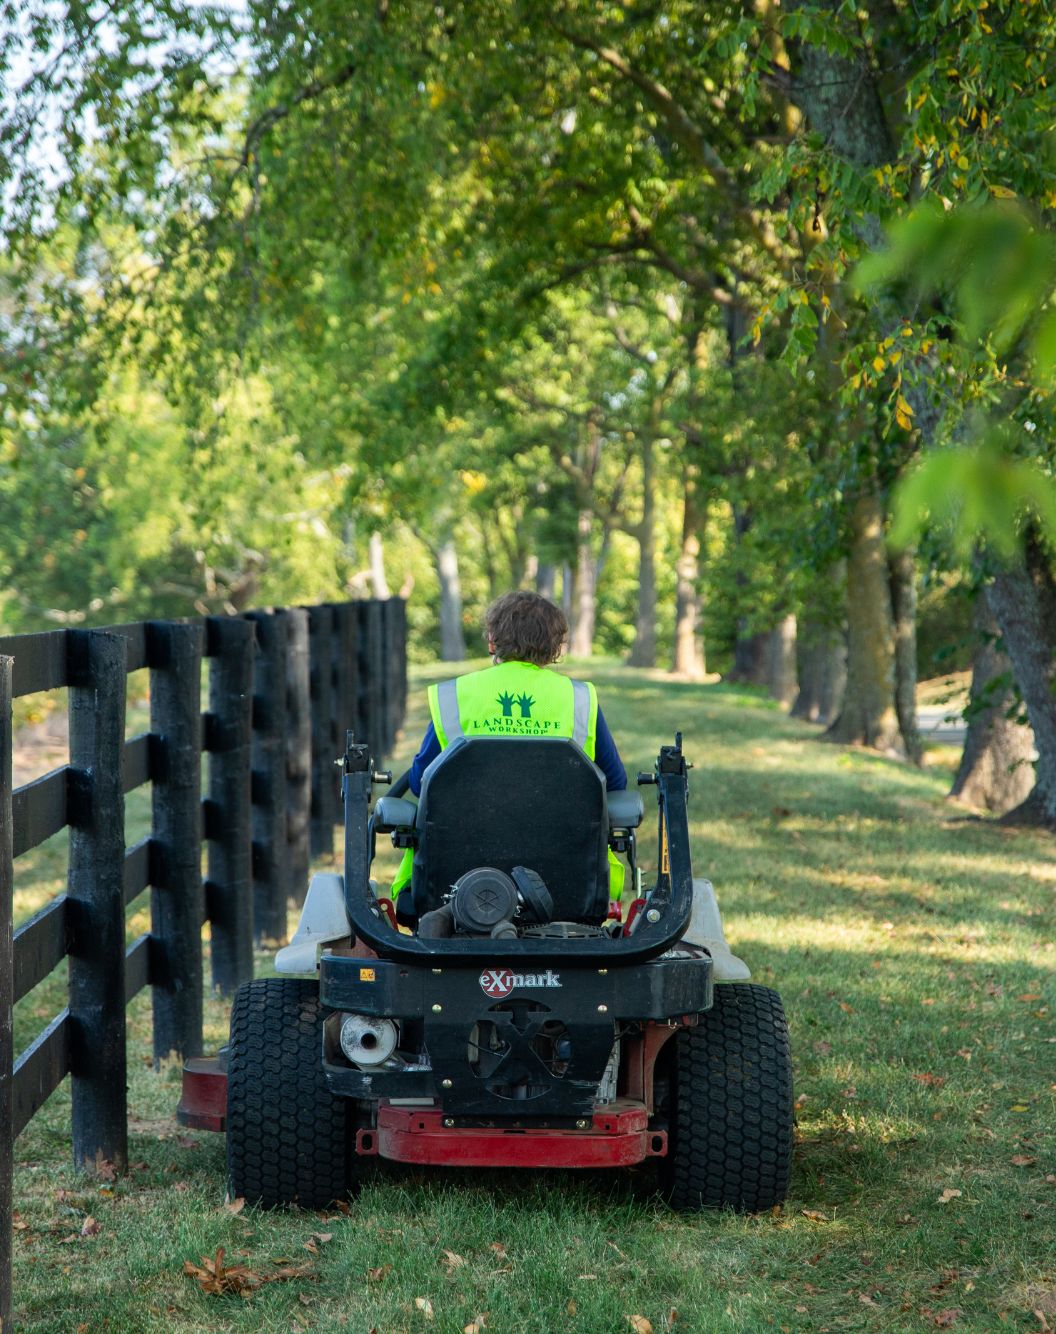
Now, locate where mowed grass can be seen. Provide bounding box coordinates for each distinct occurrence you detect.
[10,661,1055,1333]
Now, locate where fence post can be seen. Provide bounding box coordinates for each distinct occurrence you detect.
[67,629,128,1173]
[204,616,255,996]
[0,657,13,1333]
[285,608,311,907]
[148,621,204,1065]
[247,610,289,946]
[361,601,385,759]
[308,605,337,859]
[332,601,357,745]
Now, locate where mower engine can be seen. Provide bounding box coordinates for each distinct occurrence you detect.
[417,864,563,939]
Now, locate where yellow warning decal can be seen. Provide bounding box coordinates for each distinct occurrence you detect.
[359,967,376,982]
[660,818,670,875]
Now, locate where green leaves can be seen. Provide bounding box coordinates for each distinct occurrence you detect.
[854,199,1056,366]
[891,436,1056,559]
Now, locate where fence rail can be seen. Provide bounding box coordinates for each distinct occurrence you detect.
[0,597,406,1331]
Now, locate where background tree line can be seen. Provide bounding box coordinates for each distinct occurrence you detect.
[2,0,1056,824]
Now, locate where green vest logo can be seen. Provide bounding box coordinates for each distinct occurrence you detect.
[496,691,535,719]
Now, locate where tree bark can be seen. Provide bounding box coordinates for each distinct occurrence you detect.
[768,614,798,706]
[627,434,657,667]
[536,561,556,600]
[890,546,923,764]
[984,534,1056,827]
[671,470,706,678]
[569,508,596,657]
[727,504,770,686]
[368,531,390,599]
[824,490,901,751]
[435,536,467,661]
[791,564,847,723]
[949,598,1035,814]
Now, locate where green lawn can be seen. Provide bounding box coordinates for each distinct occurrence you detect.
[10,662,1055,1332]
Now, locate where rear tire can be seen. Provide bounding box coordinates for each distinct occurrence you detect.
[658,983,793,1213]
[226,978,349,1209]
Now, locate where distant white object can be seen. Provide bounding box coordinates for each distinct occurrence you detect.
[685,878,752,982]
[275,872,350,974]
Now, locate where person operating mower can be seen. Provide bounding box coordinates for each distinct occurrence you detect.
[216,583,793,1217]
[389,589,629,923]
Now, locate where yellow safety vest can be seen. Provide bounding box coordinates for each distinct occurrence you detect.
[391,662,623,900]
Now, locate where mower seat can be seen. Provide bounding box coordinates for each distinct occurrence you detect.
[409,735,611,924]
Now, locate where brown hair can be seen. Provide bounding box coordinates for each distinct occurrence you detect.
[484,591,567,667]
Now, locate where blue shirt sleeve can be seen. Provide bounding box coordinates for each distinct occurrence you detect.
[594,707,627,791]
[408,721,441,796]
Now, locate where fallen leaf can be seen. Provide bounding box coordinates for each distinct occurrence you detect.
[176,1135,199,1149]
[225,1197,246,1215]
[628,1318,653,1334]
[173,1182,190,1193]
[795,1307,807,1315]
[813,1040,832,1056]
[442,1248,467,1272]
[841,1086,858,1098]
[12,1212,29,1231]
[838,1001,854,1014]
[488,1242,507,1259]
[311,1232,333,1244]
[795,1093,809,1107]
[1017,993,1042,1002]
[801,1209,829,1222]
[566,1300,577,1316]
[912,1073,946,1088]
[80,1216,101,1237]
[183,1246,314,1297]
[663,1310,679,1329]
[303,1240,319,1254]
[937,1189,962,1205]
[463,1318,488,1334]
[934,1310,962,1327]
[578,1273,598,1280]
[299,1292,314,1307]
[1011,1155,1037,1167]
[367,1265,391,1283]
[415,1296,435,1319]
[1035,1310,1051,1333]
[94,1156,117,1182]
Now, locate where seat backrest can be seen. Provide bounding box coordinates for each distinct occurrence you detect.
[411,736,610,923]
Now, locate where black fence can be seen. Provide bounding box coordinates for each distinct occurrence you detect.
[0,597,406,1330]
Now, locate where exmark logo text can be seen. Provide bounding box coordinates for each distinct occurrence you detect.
[479,967,562,998]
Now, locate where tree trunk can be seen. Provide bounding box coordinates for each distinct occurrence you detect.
[791,566,847,724]
[984,535,1056,827]
[949,599,1035,814]
[435,536,467,661]
[569,509,596,657]
[727,504,770,686]
[824,490,901,751]
[768,614,798,706]
[560,563,573,622]
[368,531,390,599]
[890,546,923,764]
[671,472,706,679]
[536,562,556,600]
[627,435,657,667]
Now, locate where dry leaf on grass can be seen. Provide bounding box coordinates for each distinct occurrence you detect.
[415,1296,435,1319]
[183,1246,314,1297]
[12,1212,28,1232]
[664,1310,679,1328]
[488,1242,507,1259]
[937,1189,962,1205]
[912,1072,945,1087]
[628,1317,653,1334]
[463,1316,488,1334]
[934,1310,962,1327]
[1011,1155,1037,1167]
[442,1249,467,1272]
[225,1197,246,1214]
[367,1264,391,1283]
[801,1209,829,1222]
[80,1216,101,1238]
